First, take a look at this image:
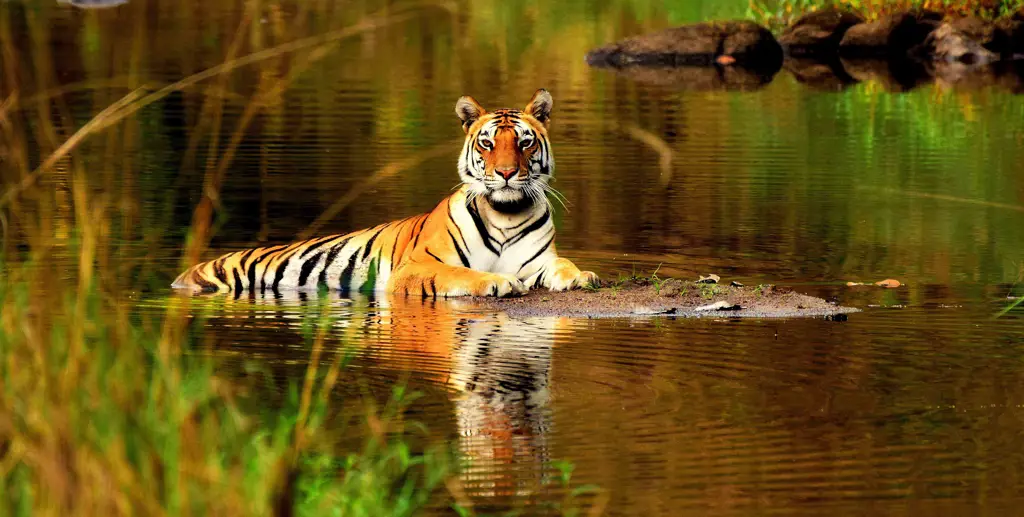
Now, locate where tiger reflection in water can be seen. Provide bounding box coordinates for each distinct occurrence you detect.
[187,289,567,497]
[444,308,560,496]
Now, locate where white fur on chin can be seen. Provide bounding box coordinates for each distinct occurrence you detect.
[487,187,525,203]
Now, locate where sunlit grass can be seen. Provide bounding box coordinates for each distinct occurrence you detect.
[748,0,1024,29]
[0,250,459,517]
[0,3,462,514]
[0,2,612,514]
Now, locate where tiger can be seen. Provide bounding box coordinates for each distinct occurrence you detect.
[172,89,598,297]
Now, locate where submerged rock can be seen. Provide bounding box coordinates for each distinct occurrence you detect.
[57,0,129,7]
[779,8,865,56]
[596,64,777,92]
[996,61,1024,93]
[839,57,931,91]
[839,10,943,57]
[784,57,858,91]
[585,21,782,71]
[928,61,1001,89]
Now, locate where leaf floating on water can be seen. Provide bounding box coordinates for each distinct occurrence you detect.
[875,279,901,288]
[694,301,743,312]
[696,274,721,284]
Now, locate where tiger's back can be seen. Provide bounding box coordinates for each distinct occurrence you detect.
[172,213,428,294]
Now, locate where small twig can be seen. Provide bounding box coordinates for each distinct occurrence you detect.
[857,186,1024,213]
[0,92,15,122]
[0,87,148,209]
[607,122,674,185]
[0,6,432,211]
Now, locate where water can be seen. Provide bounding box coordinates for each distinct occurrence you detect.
[4,0,1024,514]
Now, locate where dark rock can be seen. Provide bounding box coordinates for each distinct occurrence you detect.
[950,16,997,49]
[599,64,777,91]
[946,15,1024,57]
[779,8,865,56]
[913,23,998,64]
[839,10,943,57]
[993,17,1024,57]
[585,21,782,71]
[784,57,858,91]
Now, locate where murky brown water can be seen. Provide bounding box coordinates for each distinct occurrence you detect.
[4,0,1024,514]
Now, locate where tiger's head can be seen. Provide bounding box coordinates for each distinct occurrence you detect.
[455,89,554,214]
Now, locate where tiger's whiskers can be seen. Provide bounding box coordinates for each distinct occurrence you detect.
[540,182,569,213]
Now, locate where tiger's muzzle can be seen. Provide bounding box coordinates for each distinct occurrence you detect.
[494,165,519,180]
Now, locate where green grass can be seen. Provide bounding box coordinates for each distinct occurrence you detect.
[747,0,1024,30]
[0,258,455,516]
[0,2,617,513]
[699,283,723,300]
[0,258,608,515]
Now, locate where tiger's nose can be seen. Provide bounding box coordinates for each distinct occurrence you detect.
[495,166,518,180]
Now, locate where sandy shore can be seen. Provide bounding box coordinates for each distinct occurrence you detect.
[475,278,859,319]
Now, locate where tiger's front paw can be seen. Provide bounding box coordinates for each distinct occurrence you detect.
[548,259,599,291]
[473,273,527,297]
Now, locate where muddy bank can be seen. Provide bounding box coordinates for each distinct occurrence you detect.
[476,279,859,319]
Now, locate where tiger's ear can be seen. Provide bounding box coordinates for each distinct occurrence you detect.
[455,96,486,133]
[524,89,553,125]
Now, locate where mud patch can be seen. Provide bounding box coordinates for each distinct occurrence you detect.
[476,279,859,319]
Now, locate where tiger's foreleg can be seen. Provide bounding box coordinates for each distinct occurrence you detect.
[389,261,527,297]
[528,256,599,292]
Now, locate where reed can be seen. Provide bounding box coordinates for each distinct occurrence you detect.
[0,1,610,513]
[0,263,454,516]
[0,3,458,515]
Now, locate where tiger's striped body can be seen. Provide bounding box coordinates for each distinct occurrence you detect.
[172,89,597,297]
